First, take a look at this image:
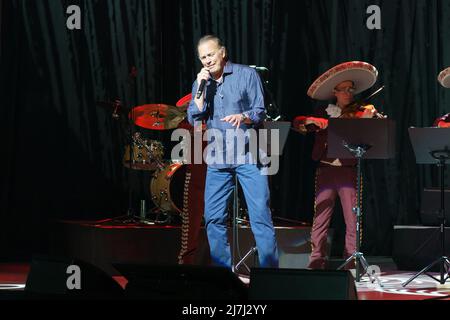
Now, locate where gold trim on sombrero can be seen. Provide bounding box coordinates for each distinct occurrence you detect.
[307,61,378,100]
[438,67,450,88]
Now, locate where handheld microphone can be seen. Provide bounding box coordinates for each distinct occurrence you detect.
[196,79,207,99]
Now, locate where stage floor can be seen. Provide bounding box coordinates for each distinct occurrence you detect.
[1,263,450,300]
[47,219,320,275]
[2,219,450,300]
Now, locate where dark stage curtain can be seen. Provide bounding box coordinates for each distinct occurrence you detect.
[1,0,450,259]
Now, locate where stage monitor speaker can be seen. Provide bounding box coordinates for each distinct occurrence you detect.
[114,264,248,300]
[392,225,450,271]
[249,268,357,300]
[25,255,124,298]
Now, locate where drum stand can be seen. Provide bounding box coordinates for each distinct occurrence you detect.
[98,69,155,226]
[98,113,155,226]
[148,189,176,225]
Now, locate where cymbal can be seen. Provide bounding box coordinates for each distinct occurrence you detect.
[130,104,186,130]
[176,93,192,108]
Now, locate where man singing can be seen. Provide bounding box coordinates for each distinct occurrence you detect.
[187,35,278,269]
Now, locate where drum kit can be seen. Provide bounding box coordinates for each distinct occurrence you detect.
[98,94,193,220]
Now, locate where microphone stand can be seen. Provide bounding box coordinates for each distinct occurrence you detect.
[253,66,282,121]
[257,66,303,225]
[232,67,302,276]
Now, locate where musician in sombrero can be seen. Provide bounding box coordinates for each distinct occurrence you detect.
[433,67,450,128]
[293,61,380,269]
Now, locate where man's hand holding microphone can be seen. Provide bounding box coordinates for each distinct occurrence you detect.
[194,67,210,110]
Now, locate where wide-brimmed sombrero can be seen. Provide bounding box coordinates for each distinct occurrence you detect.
[307,61,379,100]
[438,67,450,88]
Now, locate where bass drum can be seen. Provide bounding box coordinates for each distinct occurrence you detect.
[150,162,187,213]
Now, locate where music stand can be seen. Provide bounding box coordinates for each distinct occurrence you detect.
[327,118,395,282]
[231,121,291,275]
[402,128,450,287]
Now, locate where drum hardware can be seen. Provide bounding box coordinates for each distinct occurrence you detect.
[96,89,191,225]
[175,93,192,108]
[138,200,154,225]
[95,67,156,226]
[112,99,121,119]
[129,104,187,131]
[123,132,165,171]
[146,189,175,225]
[147,162,188,224]
[96,99,126,119]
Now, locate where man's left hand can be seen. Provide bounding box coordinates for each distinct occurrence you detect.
[221,114,246,128]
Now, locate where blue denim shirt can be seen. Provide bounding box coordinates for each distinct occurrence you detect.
[187,62,266,168]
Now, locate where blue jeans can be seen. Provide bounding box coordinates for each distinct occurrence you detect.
[204,164,279,268]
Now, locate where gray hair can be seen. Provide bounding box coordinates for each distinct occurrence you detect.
[197,35,224,48]
[197,35,228,61]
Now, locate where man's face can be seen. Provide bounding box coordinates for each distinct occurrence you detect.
[198,40,226,79]
[334,80,355,106]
